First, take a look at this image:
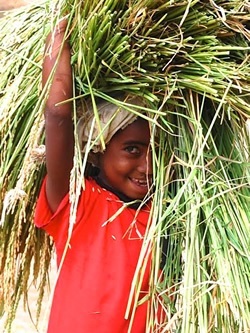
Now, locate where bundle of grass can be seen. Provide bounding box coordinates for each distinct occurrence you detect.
[0,0,250,331]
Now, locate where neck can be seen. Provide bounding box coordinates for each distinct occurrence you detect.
[93,175,150,209]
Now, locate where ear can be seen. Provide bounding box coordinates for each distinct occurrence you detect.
[88,151,100,167]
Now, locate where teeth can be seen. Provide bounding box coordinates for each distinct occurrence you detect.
[132,178,151,186]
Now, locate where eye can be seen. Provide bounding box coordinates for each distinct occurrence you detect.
[125,146,140,154]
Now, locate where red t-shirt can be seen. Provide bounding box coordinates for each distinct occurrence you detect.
[35,177,151,333]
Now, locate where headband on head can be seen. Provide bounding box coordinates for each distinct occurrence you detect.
[77,94,145,164]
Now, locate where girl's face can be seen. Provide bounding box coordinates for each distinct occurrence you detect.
[97,118,153,200]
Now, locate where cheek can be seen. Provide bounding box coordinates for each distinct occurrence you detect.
[99,146,134,176]
[114,156,134,170]
[107,159,132,178]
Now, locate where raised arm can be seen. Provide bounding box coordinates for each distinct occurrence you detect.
[43,19,74,213]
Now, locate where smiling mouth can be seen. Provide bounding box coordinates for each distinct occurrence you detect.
[130,177,152,188]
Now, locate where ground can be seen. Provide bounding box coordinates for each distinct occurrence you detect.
[0,258,57,333]
[0,0,30,11]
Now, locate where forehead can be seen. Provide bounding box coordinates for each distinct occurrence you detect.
[110,118,150,146]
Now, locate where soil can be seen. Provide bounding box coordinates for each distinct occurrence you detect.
[0,260,57,333]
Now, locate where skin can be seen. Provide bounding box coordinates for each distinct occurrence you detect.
[43,20,152,212]
[97,118,153,200]
[43,20,74,213]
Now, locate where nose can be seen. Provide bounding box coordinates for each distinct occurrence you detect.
[137,149,153,175]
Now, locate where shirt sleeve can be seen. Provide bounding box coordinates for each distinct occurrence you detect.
[34,176,71,242]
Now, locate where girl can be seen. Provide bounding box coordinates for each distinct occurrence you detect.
[35,19,154,333]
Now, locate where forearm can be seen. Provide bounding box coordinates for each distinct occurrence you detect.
[42,19,74,213]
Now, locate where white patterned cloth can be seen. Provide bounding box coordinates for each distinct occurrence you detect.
[77,95,145,158]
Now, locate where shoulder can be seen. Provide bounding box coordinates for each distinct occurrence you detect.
[34,177,112,227]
